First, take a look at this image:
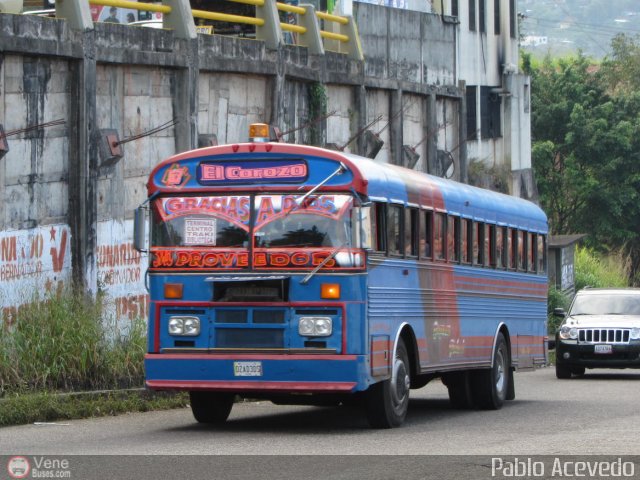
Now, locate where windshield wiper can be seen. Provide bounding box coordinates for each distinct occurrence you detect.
[280,163,347,222]
[298,162,346,205]
[300,243,346,285]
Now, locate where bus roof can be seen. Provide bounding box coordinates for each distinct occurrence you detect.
[148,142,547,233]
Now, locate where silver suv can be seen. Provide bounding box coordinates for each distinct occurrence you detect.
[554,288,640,378]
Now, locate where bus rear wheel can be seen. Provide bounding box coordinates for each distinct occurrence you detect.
[443,371,475,409]
[471,333,509,410]
[189,391,235,424]
[364,338,411,428]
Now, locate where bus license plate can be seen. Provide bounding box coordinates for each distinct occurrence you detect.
[594,344,612,354]
[233,361,263,377]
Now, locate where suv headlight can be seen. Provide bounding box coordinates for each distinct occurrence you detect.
[630,328,640,340]
[559,325,578,340]
[299,317,332,337]
[168,316,201,336]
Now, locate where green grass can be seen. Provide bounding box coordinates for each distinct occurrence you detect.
[0,289,146,394]
[0,288,171,426]
[574,246,630,291]
[0,390,188,427]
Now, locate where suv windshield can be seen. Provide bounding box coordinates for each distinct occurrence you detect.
[151,194,353,249]
[570,293,640,316]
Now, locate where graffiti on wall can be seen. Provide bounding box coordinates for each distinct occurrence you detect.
[0,225,72,324]
[96,220,149,321]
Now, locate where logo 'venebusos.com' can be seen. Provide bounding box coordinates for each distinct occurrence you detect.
[7,456,31,479]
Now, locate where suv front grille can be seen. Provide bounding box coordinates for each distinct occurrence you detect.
[578,329,630,344]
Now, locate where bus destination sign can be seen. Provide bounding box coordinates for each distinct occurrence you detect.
[198,160,308,185]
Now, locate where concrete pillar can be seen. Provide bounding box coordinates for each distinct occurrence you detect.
[354,84,366,156]
[389,88,403,166]
[68,31,98,293]
[162,0,197,40]
[256,0,283,49]
[426,93,437,175]
[56,0,93,31]
[458,81,468,183]
[172,39,199,153]
[268,57,286,133]
[298,4,324,55]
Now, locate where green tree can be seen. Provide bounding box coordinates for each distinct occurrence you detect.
[601,34,640,94]
[528,48,640,285]
[529,53,605,234]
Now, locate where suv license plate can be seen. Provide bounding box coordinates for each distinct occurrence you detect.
[234,361,263,377]
[594,344,613,354]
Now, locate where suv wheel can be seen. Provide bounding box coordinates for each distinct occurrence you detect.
[555,363,572,379]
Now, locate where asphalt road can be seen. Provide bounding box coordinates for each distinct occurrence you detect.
[1,367,639,479]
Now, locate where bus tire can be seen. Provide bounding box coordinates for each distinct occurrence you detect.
[472,332,509,410]
[555,363,572,379]
[189,391,234,424]
[364,338,410,428]
[444,371,475,409]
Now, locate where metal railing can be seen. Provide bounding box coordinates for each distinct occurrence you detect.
[53,0,363,60]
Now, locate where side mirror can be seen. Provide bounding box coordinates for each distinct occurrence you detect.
[133,206,148,252]
[553,307,566,318]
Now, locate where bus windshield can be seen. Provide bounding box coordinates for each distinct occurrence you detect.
[254,194,352,248]
[151,194,353,249]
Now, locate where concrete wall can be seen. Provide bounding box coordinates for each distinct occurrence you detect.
[0,3,492,323]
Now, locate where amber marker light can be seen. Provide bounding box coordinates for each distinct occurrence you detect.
[164,283,184,299]
[249,123,270,142]
[321,283,340,299]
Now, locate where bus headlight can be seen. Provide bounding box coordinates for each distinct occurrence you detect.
[299,317,332,337]
[559,325,578,340]
[168,317,201,336]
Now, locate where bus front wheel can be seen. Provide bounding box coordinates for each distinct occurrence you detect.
[189,391,235,424]
[364,338,411,428]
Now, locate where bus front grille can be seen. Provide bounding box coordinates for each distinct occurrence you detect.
[215,328,284,349]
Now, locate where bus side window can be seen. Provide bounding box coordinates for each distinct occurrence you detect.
[537,234,546,273]
[373,203,387,253]
[528,232,535,272]
[434,213,446,261]
[484,223,491,267]
[495,226,507,269]
[388,205,403,256]
[448,216,457,262]
[473,221,483,266]
[422,210,433,259]
[511,229,516,269]
[405,208,419,257]
[517,230,525,270]
[461,218,471,264]
[489,224,496,267]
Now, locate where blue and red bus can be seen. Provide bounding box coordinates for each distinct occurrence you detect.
[135,123,548,428]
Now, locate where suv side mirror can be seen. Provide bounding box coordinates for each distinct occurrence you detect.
[133,206,148,252]
[553,307,566,318]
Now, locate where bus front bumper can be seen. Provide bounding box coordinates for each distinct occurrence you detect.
[145,353,369,393]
